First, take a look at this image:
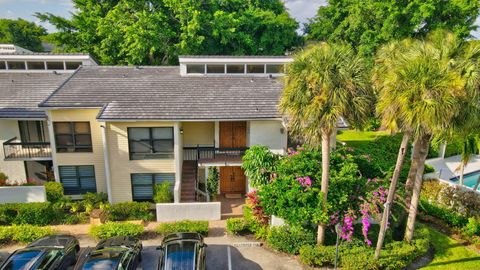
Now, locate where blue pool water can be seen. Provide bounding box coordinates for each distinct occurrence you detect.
[450,171,480,191]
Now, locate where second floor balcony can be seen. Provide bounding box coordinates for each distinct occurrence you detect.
[3,137,52,161]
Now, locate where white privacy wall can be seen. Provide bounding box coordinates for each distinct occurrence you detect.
[0,120,27,182]
[249,120,287,154]
[0,186,46,203]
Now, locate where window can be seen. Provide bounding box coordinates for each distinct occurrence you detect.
[128,127,174,160]
[247,64,265,74]
[0,61,5,70]
[266,64,284,74]
[66,62,82,70]
[46,61,64,70]
[54,122,92,152]
[7,61,26,70]
[59,165,96,195]
[131,173,175,201]
[186,64,205,74]
[37,249,63,270]
[206,64,225,74]
[226,64,245,74]
[27,61,45,70]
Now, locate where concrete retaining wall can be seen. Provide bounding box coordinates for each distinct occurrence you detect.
[156,202,221,222]
[0,186,46,203]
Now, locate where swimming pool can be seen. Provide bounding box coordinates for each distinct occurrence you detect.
[450,171,480,191]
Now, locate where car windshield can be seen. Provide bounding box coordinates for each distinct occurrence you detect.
[2,250,42,270]
[165,241,197,270]
[80,250,125,270]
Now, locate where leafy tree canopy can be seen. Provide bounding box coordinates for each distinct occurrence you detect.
[305,0,480,58]
[0,18,47,52]
[37,0,300,65]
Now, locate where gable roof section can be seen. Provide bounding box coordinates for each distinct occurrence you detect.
[39,66,284,121]
[0,72,70,119]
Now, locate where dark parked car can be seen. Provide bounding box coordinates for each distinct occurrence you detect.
[74,236,142,270]
[157,233,207,270]
[0,235,79,270]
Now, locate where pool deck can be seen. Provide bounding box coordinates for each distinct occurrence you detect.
[425,155,480,180]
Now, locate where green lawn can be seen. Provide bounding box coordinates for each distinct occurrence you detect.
[422,228,480,269]
[336,130,389,147]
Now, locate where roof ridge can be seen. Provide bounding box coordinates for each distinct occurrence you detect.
[38,67,82,107]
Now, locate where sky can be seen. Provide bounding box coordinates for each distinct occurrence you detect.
[0,0,478,38]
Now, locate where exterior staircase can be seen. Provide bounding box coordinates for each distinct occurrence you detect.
[181,161,197,202]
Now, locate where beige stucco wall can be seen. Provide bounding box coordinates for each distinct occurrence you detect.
[49,109,107,194]
[106,121,176,203]
[249,120,287,154]
[182,122,214,146]
[0,120,26,182]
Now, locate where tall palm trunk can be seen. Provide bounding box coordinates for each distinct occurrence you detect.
[459,162,465,186]
[405,139,422,208]
[405,135,430,242]
[473,175,480,191]
[374,132,410,259]
[317,129,331,245]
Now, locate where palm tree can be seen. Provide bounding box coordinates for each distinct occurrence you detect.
[280,42,373,244]
[404,31,479,242]
[456,135,479,185]
[373,38,415,259]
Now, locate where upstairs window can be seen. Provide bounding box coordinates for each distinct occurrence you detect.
[186,64,205,74]
[66,62,82,70]
[7,61,26,70]
[206,64,225,74]
[27,61,45,70]
[46,62,64,70]
[128,127,174,160]
[247,64,265,74]
[266,64,284,74]
[226,64,245,74]
[54,122,92,152]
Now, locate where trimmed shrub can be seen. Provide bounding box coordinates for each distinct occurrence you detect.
[90,222,144,239]
[299,227,430,270]
[153,182,173,203]
[226,218,249,235]
[108,202,153,221]
[156,220,209,236]
[266,225,316,254]
[463,217,480,237]
[44,182,64,203]
[420,199,468,227]
[0,203,64,226]
[0,225,54,244]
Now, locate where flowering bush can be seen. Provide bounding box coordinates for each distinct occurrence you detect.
[242,145,280,188]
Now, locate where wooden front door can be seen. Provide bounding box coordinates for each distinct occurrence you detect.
[220,122,246,148]
[220,166,246,194]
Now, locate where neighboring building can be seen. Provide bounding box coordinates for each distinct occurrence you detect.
[0,47,97,184]
[0,49,291,204]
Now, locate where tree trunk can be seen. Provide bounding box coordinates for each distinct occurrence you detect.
[374,132,410,259]
[405,139,422,208]
[317,130,331,245]
[404,135,430,242]
[459,162,465,186]
[473,175,480,191]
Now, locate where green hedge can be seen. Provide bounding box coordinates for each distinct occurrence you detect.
[0,202,64,226]
[226,218,249,234]
[89,222,144,239]
[0,225,54,244]
[266,225,316,254]
[44,182,64,203]
[108,202,153,221]
[156,220,209,236]
[299,227,430,270]
[420,199,468,227]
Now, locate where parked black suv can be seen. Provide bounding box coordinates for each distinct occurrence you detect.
[157,233,207,270]
[0,235,79,270]
[74,236,142,270]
